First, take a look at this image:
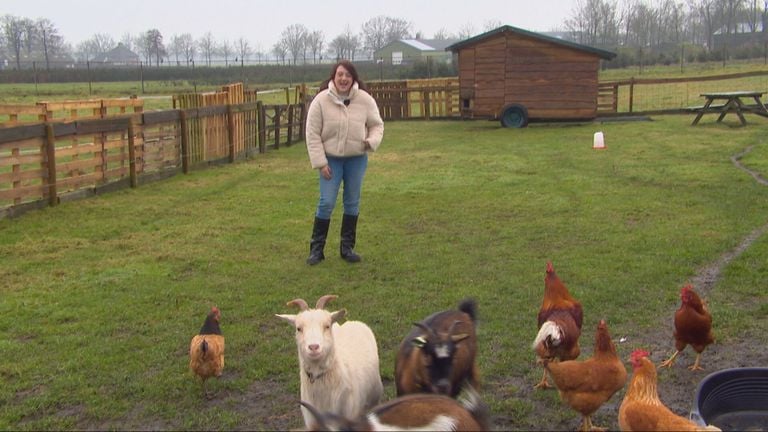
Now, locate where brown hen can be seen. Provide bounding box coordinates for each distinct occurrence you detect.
[619,349,721,431]
[659,285,714,371]
[544,319,627,431]
[189,306,225,398]
[532,261,583,389]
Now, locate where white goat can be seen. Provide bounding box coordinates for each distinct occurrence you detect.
[276,294,383,428]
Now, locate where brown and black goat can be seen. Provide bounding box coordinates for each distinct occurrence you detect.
[301,385,490,431]
[395,298,480,398]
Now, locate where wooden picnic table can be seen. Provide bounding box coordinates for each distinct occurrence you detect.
[691,91,768,126]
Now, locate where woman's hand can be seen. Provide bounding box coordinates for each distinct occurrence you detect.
[320,165,332,180]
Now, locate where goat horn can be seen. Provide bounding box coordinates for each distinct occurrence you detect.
[286,299,309,311]
[315,294,337,310]
[414,322,436,337]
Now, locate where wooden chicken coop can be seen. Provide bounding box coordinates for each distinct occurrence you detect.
[446,25,616,127]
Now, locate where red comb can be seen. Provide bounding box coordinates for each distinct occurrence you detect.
[546,261,554,273]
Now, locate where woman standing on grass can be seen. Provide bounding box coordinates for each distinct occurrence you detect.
[304,60,384,265]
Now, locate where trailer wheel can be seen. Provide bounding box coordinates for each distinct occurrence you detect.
[500,104,529,128]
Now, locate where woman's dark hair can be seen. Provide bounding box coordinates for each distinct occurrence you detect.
[319,60,368,92]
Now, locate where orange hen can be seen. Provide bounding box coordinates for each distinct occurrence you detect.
[189,306,225,398]
[659,285,714,371]
[532,261,583,389]
[544,319,628,431]
[619,349,721,431]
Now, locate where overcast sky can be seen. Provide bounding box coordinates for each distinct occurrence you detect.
[4,0,576,49]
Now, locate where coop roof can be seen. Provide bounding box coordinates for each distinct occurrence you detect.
[446,25,616,60]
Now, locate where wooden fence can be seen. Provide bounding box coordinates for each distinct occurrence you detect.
[597,70,768,114]
[0,98,305,218]
[368,78,460,120]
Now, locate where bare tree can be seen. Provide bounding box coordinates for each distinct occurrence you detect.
[91,33,116,54]
[36,18,64,70]
[170,33,194,65]
[198,32,215,66]
[329,25,361,61]
[272,40,288,64]
[482,20,503,31]
[361,15,412,55]
[280,23,308,64]
[433,28,452,40]
[219,39,232,66]
[2,15,28,68]
[120,32,134,51]
[236,37,252,64]
[565,0,619,46]
[457,23,476,39]
[306,30,324,63]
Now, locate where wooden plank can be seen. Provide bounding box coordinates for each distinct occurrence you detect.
[58,158,101,172]
[143,110,181,125]
[0,168,46,183]
[0,153,45,167]
[56,173,96,190]
[0,124,46,144]
[55,143,98,158]
[76,118,130,135]
[0,183,46,200]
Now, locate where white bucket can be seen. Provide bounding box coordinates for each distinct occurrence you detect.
[593,131,606,149]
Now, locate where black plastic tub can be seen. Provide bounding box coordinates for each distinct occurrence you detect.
[690,367,768,430]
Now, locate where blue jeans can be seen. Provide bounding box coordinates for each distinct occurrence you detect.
[315,154,368,219]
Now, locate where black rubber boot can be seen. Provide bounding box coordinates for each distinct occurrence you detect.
[340,213,361,263]
[307,217,330,265]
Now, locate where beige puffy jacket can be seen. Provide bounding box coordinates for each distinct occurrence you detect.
[305,81,384,169]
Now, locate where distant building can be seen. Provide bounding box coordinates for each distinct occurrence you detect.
[91,43,140,66]
[712,21,767,51]
[373,39,460,65]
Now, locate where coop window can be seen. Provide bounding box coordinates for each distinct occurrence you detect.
[392,51,403,65]
[463,98,471,109]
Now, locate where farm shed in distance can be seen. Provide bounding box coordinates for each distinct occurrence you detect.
[446,25,616,127]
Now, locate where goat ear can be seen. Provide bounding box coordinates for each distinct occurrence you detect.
[451,333,469,343]
[275,314,297,325]
[331,308,346,323]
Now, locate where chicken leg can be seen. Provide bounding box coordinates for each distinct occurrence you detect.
[688,353,704,371]
[534,368,552,389]
[658,350,680,369]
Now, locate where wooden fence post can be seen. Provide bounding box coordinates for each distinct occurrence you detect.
[44,123,58,207]
[179,110,190,174]
[127,120,138,188]
[258,101,266,154]
[274,106,281,150]
[226,104,235,163]
[424,91,431,120]
[287,105,294,145]
[629,78,635,113]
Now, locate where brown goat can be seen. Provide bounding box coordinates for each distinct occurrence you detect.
[395,298,480,398]
[301,385,490,431]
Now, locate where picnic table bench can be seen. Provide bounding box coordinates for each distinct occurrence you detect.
[690,91,768,126]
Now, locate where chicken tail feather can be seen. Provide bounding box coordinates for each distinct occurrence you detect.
[200,339,209,358]
[532,321,561,350]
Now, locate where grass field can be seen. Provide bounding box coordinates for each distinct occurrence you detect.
[1,114,767,430]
